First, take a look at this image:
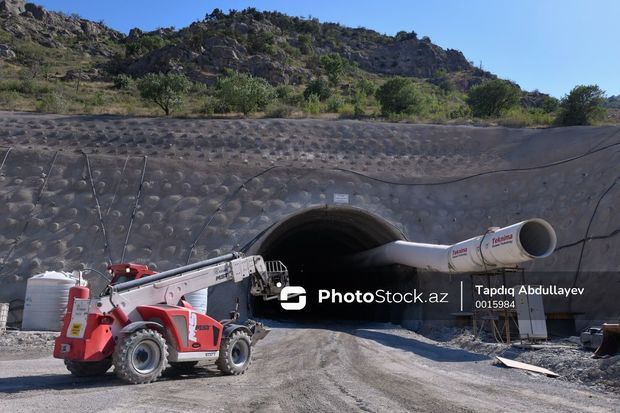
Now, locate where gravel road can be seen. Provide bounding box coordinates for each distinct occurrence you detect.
[0,323,617,412]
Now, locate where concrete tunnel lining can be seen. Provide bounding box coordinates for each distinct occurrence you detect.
[246,206,413,320]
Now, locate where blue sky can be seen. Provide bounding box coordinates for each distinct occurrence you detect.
[37,0,619,98]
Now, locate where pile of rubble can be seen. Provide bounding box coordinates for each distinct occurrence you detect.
[0,330,58,357]
[421,326,620,392]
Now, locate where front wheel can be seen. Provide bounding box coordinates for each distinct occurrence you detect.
[216,330,252,375]
[113,329,168,384]
[64,358,112,377]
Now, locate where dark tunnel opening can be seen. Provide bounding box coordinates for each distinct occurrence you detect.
[249,207,417,322]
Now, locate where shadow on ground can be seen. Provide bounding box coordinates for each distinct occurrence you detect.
[265,320,490,363]
[0,366,222,394]
[352,329,489,362]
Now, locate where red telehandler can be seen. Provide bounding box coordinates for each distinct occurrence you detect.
[53,252,288,384]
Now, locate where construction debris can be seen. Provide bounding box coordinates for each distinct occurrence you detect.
[496,356,559,377]
[581,326,604,350]
[421,326,619,391]
[593,324,620,358]
[0,303,8,333]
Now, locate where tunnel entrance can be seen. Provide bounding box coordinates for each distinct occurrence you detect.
[248,206,416,322]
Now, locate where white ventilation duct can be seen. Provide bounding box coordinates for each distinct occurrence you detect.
[350,218,557,272]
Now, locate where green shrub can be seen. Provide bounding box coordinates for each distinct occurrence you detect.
[126,35,168,58]
[541,96,559,113]
[320,53,346,85]
[199,95,232,115]
[556,85,606,126]
[200,95,219,115]
[264,102,295,118]
[298,34,313,55]
[326,95,344,112]
[137,72,191,115]
[90,92,105,106]
[0,78,48,95]
[17,79,36,95]
[303,78,331,101]
[466,79,520,117]
[352,90,367,117]
[275,85,295,102]
[113,74,133,90]
[375,77,423,115]
[338,103,356,117]
[0,90,19,110]
[247,31,275,54]
[37,92,67,113]
[498,107,554,127]
[449,104,471,119]
[355,78,376,97]
[216,71,275,115]
[431,69,455,93]
[303,93,321,115]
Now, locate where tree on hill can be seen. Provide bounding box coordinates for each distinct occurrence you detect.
[557,85,606,126]
[375,77,422,115]
[303,78,331,101]
[320,54,346,85]
[126,35,168,58]
[137,72,190,115]
[466,79,520,117]
[216,71,275,115]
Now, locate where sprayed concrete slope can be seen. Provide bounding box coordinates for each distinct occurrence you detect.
[0,112,618,324]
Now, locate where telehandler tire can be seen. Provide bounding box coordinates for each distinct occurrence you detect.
[216,330,252,375]
[113,328,168,384]
[64,358,112,377]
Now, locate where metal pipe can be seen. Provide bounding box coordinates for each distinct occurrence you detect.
[350,218,557,272]
[112,252,240,292]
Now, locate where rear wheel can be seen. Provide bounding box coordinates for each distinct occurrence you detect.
[216,330,252,375]
[64,358,112,377]
[113,329,168,384]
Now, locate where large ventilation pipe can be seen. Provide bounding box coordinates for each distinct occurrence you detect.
[350,218,557,272]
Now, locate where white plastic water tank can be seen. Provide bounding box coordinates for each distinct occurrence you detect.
[21,271,85,331]
[185,288,208,314]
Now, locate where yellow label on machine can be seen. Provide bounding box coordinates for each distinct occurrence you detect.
[69,323,82,337]
[66,299,89,338]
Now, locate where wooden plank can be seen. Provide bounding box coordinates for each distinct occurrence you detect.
[496,356,559,377]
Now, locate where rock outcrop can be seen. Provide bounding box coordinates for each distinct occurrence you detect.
[0,43,15,58]
[0,0,25,15]
[0,1,123,57]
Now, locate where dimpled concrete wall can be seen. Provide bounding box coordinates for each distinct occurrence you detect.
[0,112,619,322]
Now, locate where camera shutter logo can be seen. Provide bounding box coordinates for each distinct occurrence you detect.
[280,286,307,310]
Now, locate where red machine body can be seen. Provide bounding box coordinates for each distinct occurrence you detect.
[52,254,287,384]
[136,305,223,353]
[107,263,156,285]
[54,285,115,361]
[54,263,218,361]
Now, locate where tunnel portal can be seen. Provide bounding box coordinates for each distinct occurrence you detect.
[249,207,417,321]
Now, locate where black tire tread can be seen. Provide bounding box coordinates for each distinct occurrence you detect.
[112,328,168,384]
[64,358,112,377]
[216,330,252,375]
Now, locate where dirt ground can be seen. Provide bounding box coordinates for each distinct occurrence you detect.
[0,323,618,413]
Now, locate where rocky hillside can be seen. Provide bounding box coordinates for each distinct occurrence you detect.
[121,9,490,88]
[0,0,121,57]
[0,1,491,88]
